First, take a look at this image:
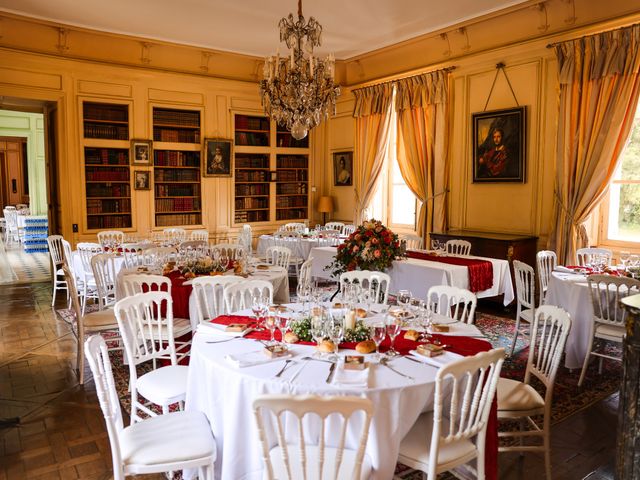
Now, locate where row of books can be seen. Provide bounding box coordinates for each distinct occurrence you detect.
[235,132,269,147]
[154,150,200,167]
[276,171,300,182]
[84,103,128,122]
[153,109,200,127]
[154,170,200,182]
[236,171,267,182]
[155,184,200,197]
[277,183,307,195]
[88,215,132,229]
[235,197,268,210]
[153,128,200,143]
[84,123,129,140]
[276,208,307,220]
[276,133,309,148]
[86,199,131,214]
[235,184,269,196]
[235,115,269,131]
[276,156,308,168]
[276,196,308,208]
[155,213,202,227]
[155,198,201,212]
[85,148,129,165]
[235,155,269,169]
[86,184,130,197]
[234,210,269,223]
[85,169,129,181]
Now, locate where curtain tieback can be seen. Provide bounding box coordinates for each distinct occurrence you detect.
[425,188,449,202]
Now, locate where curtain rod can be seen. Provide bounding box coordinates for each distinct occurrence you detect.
[351,65,456,92]
[546,21,639,48]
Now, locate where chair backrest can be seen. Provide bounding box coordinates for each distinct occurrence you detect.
[97,230,124,248]
[445,239,471,256]
[121,273,171,298]
[576,247,613,267]
[265,246,291,269]
[237,224,253,254]
[339,270,391,305]
[190,229,209,241]
[77,242,103,274]
[325,221,344,231]
[211,242,246,261]
[121,243,146,268]
[90,253,118,309]
[47,235,66,267]
[402,233,424,250]
[513,260,535,311]
[426,285,477,324]
[62,239,73,270]
[536,250,557,300]
[84,335,125,472]
[429,349,504,478]
[281,222,305,232]
[163,227,187,244]
[224,280,273,312]
[179,240,207,251]
[253,394,374,480]
[141,246,178,266]
[587,274,640,329]
[191,275,243,325]
[299,258,313,287]
[342,224,356,236]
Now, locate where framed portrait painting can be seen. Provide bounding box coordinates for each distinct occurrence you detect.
[131,139,152,165]
[204,138,233,177]
[133,170,150,190]
[472,107,526,183]
[333,151,353,186]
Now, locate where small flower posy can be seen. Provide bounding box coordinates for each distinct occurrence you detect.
[327,219,404,277]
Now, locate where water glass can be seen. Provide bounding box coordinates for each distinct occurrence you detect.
[275,314,289,344]
[371,322,387,361]
[385,313,403,357]
[397,290,412,310]
[251,293,268,331]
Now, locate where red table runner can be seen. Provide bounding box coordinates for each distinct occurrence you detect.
[141,270,192,319]
[210,314,498,480]
[406,250,494,293]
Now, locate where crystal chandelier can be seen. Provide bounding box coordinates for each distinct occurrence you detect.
[260,0,340,140]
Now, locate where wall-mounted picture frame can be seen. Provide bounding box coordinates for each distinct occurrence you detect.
[131,139,152,165]
[204,138,233,177]
[472,106,526,183]
[133,170,150,190]
[333,151,353,186]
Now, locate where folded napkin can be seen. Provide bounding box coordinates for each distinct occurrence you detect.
[332,365,370,388]
[409,349,464,368]
[225,350,292,368]
[554,266,575,274]
[429,323,484,337]
[197,322,253,337]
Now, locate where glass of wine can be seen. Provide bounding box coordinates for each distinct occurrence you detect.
[251,293,268,331]
[371,322,387,362]
[385,313,403,357]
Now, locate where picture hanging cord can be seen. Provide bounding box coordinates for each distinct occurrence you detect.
[483,62,519,111]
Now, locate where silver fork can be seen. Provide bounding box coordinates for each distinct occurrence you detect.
[274,359,295,378]
[380,357,414,380]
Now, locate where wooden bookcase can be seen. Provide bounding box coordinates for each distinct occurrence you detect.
[152,107,202,227]
[234,153,270,223]
[235,115,270,147]
[276,154,308,221]
[276,126,309,149]
[82,101,132,230]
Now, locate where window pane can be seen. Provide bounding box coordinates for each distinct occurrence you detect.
[617,183,640,239]
[391,184,416,226]
[620,108,640,180]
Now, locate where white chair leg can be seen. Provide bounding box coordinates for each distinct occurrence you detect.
[598,356,604,374]
[543,418,551,479]
[578,335,595,387]
[510,316,521,356]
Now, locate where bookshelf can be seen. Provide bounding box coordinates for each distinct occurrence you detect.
[276,126,309,148]
[234,153,270,223]
[276,154,309,221]
[82,101,132,231]
[153,107,201,143]
[235,114,270,147]
[154,150,202,227]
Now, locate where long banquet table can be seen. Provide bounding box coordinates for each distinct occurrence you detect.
[184,306,496,480]
[310,246,514,305]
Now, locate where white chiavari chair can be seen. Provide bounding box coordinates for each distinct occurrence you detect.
[426,285,477,324]
[536,250,557,304]
[265,245,292,270]
[47,235,69,306]
[445,239,471,256]
[224,280,273,313]
[325,221,345,231]
[190,229,209,241]
[76,242,103,314]
[342,224,356,236]
[339,270,391,305]
[191,276,243,329]
[91,253,119,310]
[511,260,535,356]
[97,230,124,249]
[402,233,423,250]
[576,247,613,267]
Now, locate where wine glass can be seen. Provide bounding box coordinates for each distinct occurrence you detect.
[385,313,403,357]
[397,290,411,311]
[275,314,289,345]
[266,312,277,344]
[371,322,387,362]
[419,306,433,343]
[620,252,630,270]
[311,313,326,354]
[327,314,344,361]
[251,293,268,331]
[296,283,312,314]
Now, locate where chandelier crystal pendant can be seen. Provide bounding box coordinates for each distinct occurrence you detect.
[260,0,340,140]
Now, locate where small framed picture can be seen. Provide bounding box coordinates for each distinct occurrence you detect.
[472,107,526,183]
[133,170,150,190]
[204,138,233,177]
[333,151,353,186]
[131,139,152,165]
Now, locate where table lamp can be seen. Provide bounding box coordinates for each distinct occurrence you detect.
[317,196,334,225]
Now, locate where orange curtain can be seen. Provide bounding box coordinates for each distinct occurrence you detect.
[352,84,394,224]
[550,24,640,264]
[395,70,450,242]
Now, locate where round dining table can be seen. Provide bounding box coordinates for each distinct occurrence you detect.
[183,306,496,480]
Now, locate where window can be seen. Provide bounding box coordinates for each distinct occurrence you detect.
[603,103,640,244]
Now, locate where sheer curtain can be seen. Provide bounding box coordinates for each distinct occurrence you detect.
[550,24,640,264]
[395,70,450,242]
[352,84,394,225]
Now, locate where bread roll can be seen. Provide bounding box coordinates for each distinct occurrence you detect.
[432,324,450,333]
[317,340,336,353]
[404,329,420,341]
[355,339,376,354]
[283,331,299,344]
[355,308,367,318]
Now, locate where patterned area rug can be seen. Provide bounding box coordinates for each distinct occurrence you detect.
[2,243,51,284]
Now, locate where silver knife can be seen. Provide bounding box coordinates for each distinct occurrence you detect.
[325,362,336,383]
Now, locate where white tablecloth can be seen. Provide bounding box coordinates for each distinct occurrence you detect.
[257,235,339,260]
[310,247,514,306]
[184,326,442,480]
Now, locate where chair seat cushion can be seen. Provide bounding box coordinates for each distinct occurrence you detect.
[120,410,215,466]
[519,308,534,322]
[398,411,477,473]
[595,323,625,342]
[84,308,119,330]
[269,445,372,480]
[497,377,544,414]
[137,365,188,405]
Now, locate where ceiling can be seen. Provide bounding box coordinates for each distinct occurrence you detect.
[0,0,530,59]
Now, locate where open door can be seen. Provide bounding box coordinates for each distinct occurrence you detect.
[45,104,60,235]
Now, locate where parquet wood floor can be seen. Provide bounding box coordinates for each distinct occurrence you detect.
[0,281,617,479]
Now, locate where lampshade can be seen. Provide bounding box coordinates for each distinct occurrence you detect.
[317,196,334,213]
